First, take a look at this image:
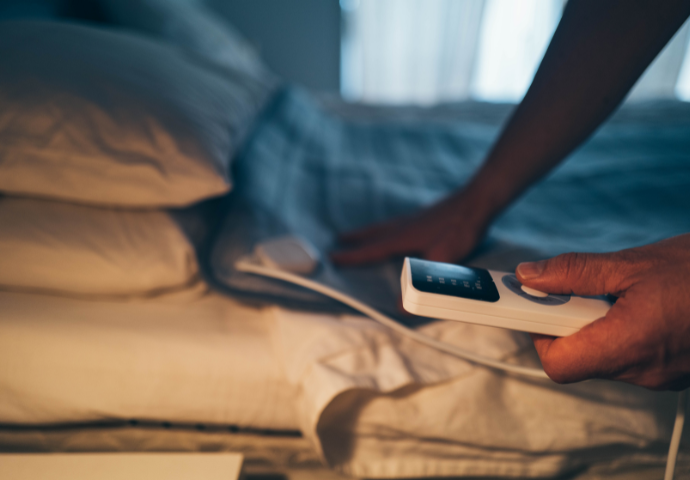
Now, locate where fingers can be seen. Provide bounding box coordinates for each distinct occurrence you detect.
[532,333,599,384]
[333,197,487,266]
[332,217,409,265]
[331,235,414,265]
[519,248,648,383]
[516,251,638,297]
[338,217,405,244]
[530,306,628,383]
[333,218,409,265]
[423,244,459,263]
[333,223,475,265]
[424,232,476,264]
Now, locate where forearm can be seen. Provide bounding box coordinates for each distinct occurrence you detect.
[463,0,690,222]
[333,0,690,266]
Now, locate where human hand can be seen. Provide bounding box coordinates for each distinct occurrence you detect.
[331,193,491,266]
[517,234,690,391]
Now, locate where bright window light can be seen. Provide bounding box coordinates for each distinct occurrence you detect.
[470,0,561,102]
[341,1,690,104]
[675,28,690,101]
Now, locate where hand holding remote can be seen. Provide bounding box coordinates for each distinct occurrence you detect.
[518,234,690,391]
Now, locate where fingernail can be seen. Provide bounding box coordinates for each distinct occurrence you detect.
[517,260,546,279]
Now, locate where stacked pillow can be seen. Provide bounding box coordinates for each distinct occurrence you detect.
[0,197,199,296]
[0,11,276,297]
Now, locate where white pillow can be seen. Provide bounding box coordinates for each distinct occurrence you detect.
[101,0,269,79]
[0,20,276,207]
[0,196,199,296]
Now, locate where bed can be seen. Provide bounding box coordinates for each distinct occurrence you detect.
[1,1,690,479]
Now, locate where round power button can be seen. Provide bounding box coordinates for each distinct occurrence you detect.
[502,274,570,306]
[521,285,549,298]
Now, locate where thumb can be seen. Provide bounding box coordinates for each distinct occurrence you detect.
[515,252,635,297]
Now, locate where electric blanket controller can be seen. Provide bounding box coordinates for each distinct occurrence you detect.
[401,257,612,337]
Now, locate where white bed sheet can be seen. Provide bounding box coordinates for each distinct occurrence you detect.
[2,284,689,478]
[0,286,299,431]
[271,309,690,478]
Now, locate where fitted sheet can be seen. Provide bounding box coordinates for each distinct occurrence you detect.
[0,286,299,431]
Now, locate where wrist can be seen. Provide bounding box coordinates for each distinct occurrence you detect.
[456,173,517,226]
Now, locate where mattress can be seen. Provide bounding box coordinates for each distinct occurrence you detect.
[0,286,299,431]
[0,424,321,474]
[0,425,673,480]
[5,281,687,478]
[2,267,688,478]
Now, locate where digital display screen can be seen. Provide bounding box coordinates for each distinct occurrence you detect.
[409,258,500,303]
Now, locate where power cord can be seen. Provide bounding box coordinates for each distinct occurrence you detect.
[666,390,688,480]
[235,255,686,478]
[236,256,547,378]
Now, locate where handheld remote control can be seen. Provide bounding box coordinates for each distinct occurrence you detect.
[401,257,612,337]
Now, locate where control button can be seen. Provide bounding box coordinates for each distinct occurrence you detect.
[521,285,549,298]
[502,274,570,306]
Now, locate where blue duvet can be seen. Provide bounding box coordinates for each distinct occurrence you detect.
[209,87,690,323]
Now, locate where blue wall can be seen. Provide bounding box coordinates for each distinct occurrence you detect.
[207,0,341,92]
[0,0,342,92]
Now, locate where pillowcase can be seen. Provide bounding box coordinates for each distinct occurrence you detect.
[101,0,269,80]
[0,20,276,207]
[0,196,199,296]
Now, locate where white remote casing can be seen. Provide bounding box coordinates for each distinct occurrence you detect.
[401,257,611,337]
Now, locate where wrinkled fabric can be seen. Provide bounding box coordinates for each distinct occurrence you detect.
[0,289,299,430]
[209,89,690,477]
[0,197,199,296]
[271,308,688,478]
[0,20,276,207]
[210,87,690,319]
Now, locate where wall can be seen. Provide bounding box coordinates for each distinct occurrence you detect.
[0,0,342,92]
[206,0,341,92]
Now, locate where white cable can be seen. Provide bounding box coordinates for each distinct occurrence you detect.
[235,257,548,379]
[665,390,688,480]
[237,257,687,476]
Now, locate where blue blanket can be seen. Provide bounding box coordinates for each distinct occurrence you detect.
[209,87,690,323]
